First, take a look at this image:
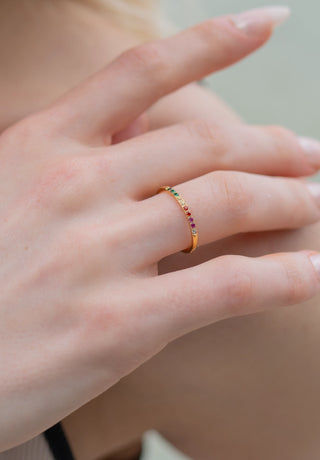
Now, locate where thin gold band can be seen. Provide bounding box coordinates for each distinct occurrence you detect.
[156,186,198,254]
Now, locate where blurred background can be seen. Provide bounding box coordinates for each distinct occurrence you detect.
[164,0,319,140]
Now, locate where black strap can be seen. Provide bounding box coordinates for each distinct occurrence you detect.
[43,422,75,460]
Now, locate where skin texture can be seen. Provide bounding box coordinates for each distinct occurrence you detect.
[1,2,320,460]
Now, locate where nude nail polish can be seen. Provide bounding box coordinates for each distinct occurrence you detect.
[307,183,320,208]
[310,253,320,280]
[231,6,291,35]
[299,137,320,169]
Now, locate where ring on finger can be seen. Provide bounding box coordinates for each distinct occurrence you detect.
[157,186,199,254]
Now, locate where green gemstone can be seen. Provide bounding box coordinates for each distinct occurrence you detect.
[174,192,179,196]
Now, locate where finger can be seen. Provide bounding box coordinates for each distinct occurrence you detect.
[137,251,320,340]
[106,123,320,198]
[147,83,244,129]
[50,6,290,142]
[137,171,320,263]
[112,114,149,144]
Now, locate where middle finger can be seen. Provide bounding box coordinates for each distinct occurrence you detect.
[105,121,320,200]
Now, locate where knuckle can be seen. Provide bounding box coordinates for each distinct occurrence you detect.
[263,124,303,170]
[119,42,168,78]
[81,298,152,375]
[193,18,239,53]
[82,298,122,343]
[177,120,229,164]
[280,257,312,304]
[91,152,122,188]
[180,120,229,163]
[210,171,253,223]
[62,222,97,259]
[265,124,293,140]
[224,269,253,315]
[181,119,217,143]
[103,216,138,257]
[11,118,38,141]
[0,116,40,148]
[29,225,94,287]
[194,19,218,47]
[0,113,58,159]
[286,180,313,226]
[65,222,121,264]
[64,223,89,248]
[63,217,131,263]
[73,296,128,373]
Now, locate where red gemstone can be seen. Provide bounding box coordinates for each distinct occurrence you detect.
[186,212,191,216]
[183,206,188,211]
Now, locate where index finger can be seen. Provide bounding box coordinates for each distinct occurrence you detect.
[48,6,290,142]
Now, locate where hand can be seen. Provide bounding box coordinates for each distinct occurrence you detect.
[1,6,320,450]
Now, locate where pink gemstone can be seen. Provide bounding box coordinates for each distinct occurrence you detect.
[191,223,196,228]
[189,218,194,222]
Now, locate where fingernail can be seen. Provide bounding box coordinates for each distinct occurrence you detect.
[232,6,291,35]
[307,182,320,207]
[299,136,320,169]
[309,253,320,280]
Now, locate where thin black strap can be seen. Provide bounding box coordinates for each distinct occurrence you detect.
[43,422,75,460]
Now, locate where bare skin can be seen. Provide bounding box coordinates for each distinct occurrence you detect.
[2,2,320,460]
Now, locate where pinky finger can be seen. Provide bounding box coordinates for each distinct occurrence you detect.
[140,251,320,340]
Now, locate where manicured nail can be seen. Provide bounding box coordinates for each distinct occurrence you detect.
[307,182,320,207]
[232,6,291,35]
[299,137,320,169]
[309,253,320,280]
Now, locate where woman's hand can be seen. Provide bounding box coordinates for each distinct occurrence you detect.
[2,6,320,450]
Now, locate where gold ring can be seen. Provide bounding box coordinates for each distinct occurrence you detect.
[157,186,198,254]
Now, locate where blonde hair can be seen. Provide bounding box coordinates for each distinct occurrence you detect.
[76,0,174,40]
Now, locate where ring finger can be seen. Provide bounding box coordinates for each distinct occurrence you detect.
[137,171,320,264]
